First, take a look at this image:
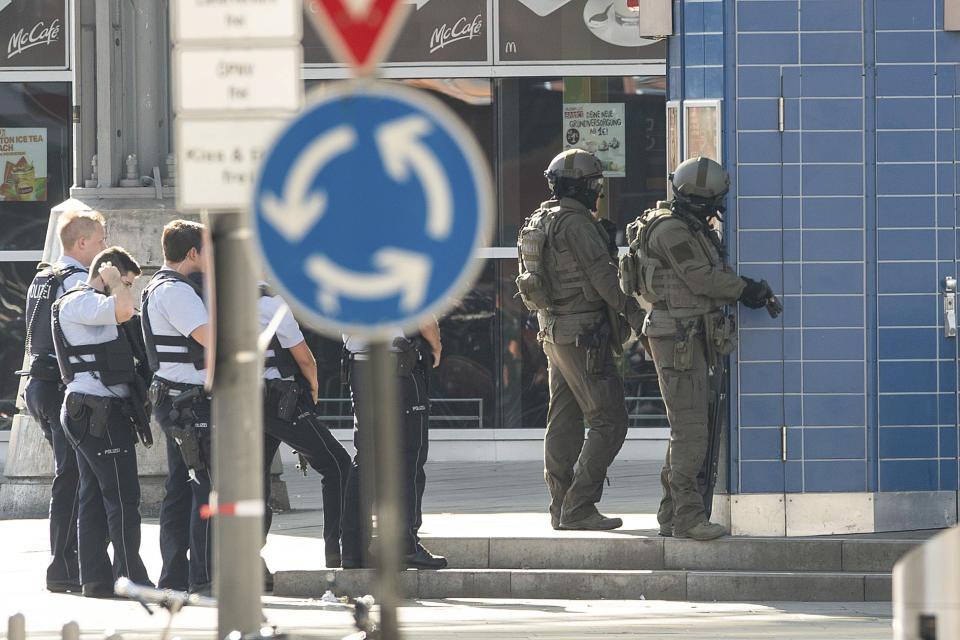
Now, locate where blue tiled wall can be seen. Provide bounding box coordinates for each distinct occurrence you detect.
[670,0,725,100]
[673,0,960,495]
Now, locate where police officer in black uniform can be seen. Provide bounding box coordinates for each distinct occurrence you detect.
[51,246,152,597]
[22,210,106,593]
[258,283,351,571]
[340,320,445,570]
[140,220,213,593]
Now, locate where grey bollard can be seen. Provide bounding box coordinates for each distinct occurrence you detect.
[62,621,80,640]
[8,613,25,640]
[893,525,960,639]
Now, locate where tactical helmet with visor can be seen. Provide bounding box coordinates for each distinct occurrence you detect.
[670,156,729,218]
[544,149,605,211]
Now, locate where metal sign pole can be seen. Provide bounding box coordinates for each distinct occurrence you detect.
[211,210,264,636]
[370,342,403,640]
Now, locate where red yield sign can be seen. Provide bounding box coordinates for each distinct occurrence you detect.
[306,0,408,74]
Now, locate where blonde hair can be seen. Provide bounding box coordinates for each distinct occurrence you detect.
[57,210,105,251]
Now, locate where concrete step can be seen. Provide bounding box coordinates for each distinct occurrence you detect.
[418,535,919,573]
[274,568,892,602]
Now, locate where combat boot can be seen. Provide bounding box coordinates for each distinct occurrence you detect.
[558,512,623,531]
[674,521,727,541]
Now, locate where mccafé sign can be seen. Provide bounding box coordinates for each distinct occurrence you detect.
[0,0,68,69]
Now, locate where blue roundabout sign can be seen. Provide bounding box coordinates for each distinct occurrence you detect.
[251,81,493,339]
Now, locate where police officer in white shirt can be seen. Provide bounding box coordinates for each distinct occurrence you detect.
[140,220,213,594]
[258,283,350,574]
[341,320,444,569]
[51,246,152,598]
[22,210,106,593]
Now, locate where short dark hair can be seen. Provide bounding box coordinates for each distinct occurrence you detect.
[161,219,205,263]
[91,246,141,277]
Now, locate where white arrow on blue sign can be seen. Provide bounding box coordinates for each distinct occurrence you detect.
[251,81,493,339]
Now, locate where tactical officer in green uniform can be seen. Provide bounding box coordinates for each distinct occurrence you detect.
[622,156,779,541]
[516,148,645,531]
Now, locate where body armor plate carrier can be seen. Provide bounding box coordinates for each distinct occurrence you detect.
[259,284,299,378]
[141,270,206,372]
[51,284,138,386]
[25,262,87,380]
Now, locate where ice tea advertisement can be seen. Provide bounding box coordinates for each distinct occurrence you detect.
[563,103,625,178]
[0,128,47,201]
[0,0,67,69]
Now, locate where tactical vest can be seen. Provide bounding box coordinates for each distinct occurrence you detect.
[516,200,599,315]
[141,270,206,372]
[24,263,87,380]
[516,204,566,311]
[51,284,137,386]
[622,202,725,319]
[259,285,299,378]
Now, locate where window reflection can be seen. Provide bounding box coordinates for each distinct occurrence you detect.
[278,76,669,430]
[499,259,549,429]
[496,76,666,245]
[0,262,34,429]
[0,82,72,251]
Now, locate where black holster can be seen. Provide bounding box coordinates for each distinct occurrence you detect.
[577,325,610,376]
[28,357,62,382]
[393,337,420,377]
[267,379,301,422]
[168,424,205,472]
[147,377,170,407]
[168,386,203,427]
[65,392,111,441]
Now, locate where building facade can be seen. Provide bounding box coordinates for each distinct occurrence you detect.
[2,0,958,533]
[671,0,959,533]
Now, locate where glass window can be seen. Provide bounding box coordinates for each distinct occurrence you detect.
[294,75,668,430]
[300,254,665,430]
[0,82,72,251]
[304,260,499,430]
[497,259,550,429]
[0,262,35,430]
[496,76,666,245]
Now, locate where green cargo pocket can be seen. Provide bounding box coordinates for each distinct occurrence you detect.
[661,370,699,413]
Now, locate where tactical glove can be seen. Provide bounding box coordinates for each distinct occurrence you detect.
[765,291,783,319]
[739,277,769,309]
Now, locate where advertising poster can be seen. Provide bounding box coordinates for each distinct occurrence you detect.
[0,127,48,201]
[0,0,67,69]
[685,102,720,162]
[304,0,489,65]
[498,0,665,63]
[563,103,626,177]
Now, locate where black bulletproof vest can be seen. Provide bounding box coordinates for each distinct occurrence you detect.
[25,263,87,357]
[141,270,206,372]
[51,284,137,386]
[260,285,299,379]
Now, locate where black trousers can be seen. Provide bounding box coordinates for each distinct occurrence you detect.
[155,395,213,591]
[262,385,351,560]
[341,361,429,562]
[60,393,151,588]
[24,377,80,587]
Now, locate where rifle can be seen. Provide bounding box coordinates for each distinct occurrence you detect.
[120,316,153,448]
[697,358,726,519]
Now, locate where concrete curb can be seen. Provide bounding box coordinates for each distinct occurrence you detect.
[274,568,893,602]
[418,535,920,572]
